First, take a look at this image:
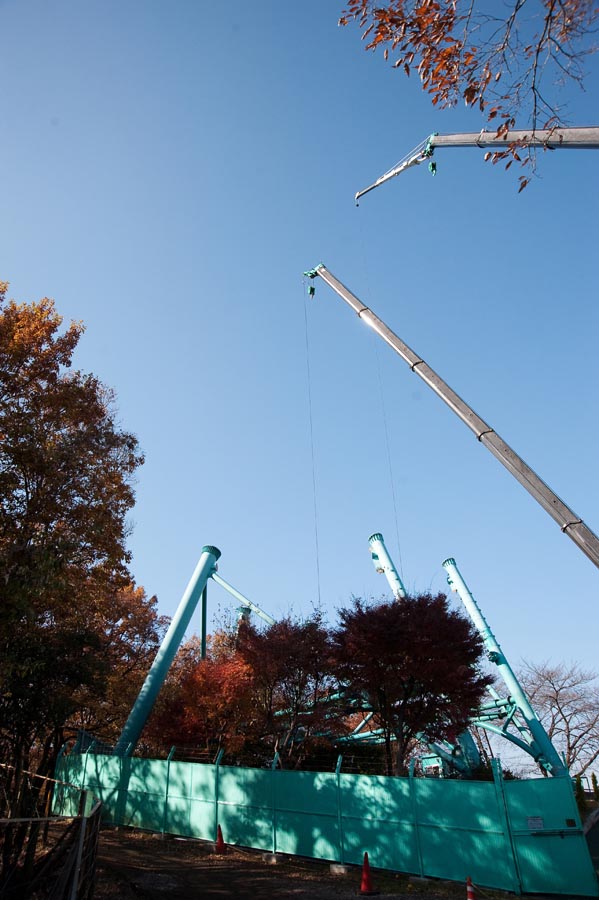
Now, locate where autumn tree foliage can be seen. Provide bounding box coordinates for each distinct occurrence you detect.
[144,603,490,775]
[145,636,257,761]
[339,1,598,180]
[0,283,157,775]
[333,593,491,775]
[147,616,344,768]
[68,583,168,747]
[237,615,344,768]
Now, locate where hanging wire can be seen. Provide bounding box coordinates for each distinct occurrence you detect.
[302,279,322,608]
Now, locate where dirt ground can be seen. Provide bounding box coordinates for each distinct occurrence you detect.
[93,827,518,900]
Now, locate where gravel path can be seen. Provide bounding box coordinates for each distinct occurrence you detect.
[93,828,511,900]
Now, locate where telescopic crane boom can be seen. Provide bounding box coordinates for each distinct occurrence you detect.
[304,264,599,571]
[355,126,599,202]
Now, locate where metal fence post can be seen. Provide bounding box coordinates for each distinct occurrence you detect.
[335,755,345,864]
[69,791,92,900]
[115,753,131,827]
[408,760,424,876]
[491,759,523,895]
[271,752,279,854]
[81,742,95,792]
[162,747,176,838]
[214,749,224,841]
[52,745,68,815]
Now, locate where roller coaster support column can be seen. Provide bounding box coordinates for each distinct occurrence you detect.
[442,557,567,777]
[114,545,221,755]
[368,533,407,599]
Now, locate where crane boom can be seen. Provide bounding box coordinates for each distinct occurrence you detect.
[304,264,599,571]
[355,126,599,202]
[431,127,599,149]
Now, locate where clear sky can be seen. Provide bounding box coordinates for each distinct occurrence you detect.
[2,1,598,676]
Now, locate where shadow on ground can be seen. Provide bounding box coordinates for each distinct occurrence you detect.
[94,827,552,900]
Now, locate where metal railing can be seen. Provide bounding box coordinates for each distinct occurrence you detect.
[0,765,101,900]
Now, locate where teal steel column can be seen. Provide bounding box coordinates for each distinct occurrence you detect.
[211,572,275,624]
[214,748,224,841]
[368,533,407,599]
[114,546,221,755]
[161,747,176,837]
[335,755,345,864]
[408,759,424,877]
[271,752,279,855]
[200,585,207,660]
[442,557,567,777]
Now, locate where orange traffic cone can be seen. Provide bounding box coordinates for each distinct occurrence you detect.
[360,851,379,895]
[215,824,226,853]
[466,876,476,899]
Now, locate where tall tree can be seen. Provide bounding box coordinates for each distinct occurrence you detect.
[147,650,257,761]
[237,615,343,768]
[333,593,491,775]
[67,582,168,750]
[339,1,598,182]
[0,283,147,772]
[520,660,599,776]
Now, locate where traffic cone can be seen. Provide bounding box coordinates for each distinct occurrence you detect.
[466,876,476,899]
[360,851,379,895]
[215,824,226,853]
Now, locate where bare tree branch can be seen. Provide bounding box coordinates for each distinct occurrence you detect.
[339,0,598,182]
[520,660,599,775]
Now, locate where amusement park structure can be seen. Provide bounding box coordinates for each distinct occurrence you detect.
[367,533,567,777]
[112,550,274,756]
[112,259,597,772]
[68,127,599,898]
[111,528,566,778]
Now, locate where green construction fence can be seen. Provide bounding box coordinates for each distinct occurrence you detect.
[54,751,598,896]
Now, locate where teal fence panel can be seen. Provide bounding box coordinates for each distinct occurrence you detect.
[55,753,599,896]
[87,754,122,818]
[188,760,217,840]
[124,758,168,830]
[218,766,272,851]
[274,771,339,860]
[504,776,598,896]
[415,777,516,892]
[339,773,417,873]
[53,753,85,815]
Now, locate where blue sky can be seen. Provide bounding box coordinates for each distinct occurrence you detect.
[2,0,598,675]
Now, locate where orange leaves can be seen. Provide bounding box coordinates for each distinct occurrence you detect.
[145,644,259,755]
[0,292,83,386]
[339,0,597,188]
[480,130,531,187]
[0,289,145,652]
